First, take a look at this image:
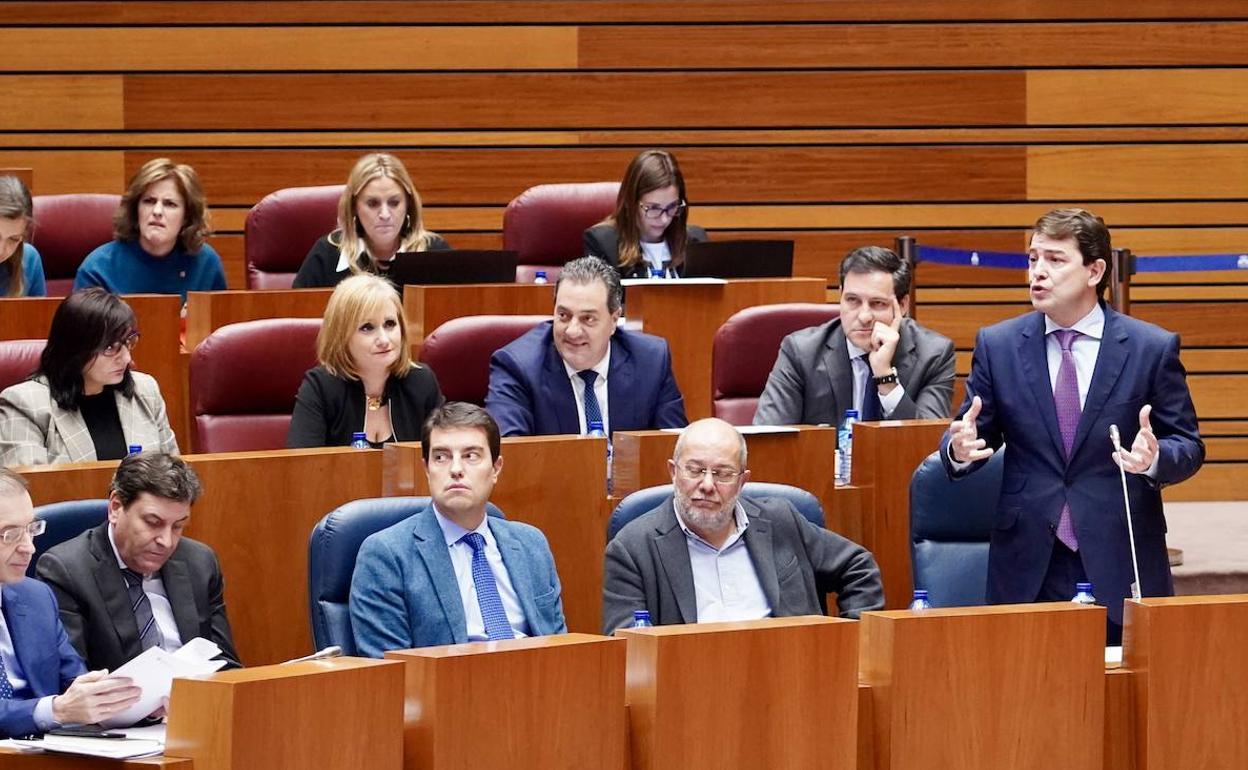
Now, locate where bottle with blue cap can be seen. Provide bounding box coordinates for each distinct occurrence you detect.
[533,270,548,285]
[587,420,613,494]
[126,445,142,457]
[1071,582,1097,605]
[836,409,859,486]
[909,589,932,611]
[350,431,370,450]
[630,610,653,628]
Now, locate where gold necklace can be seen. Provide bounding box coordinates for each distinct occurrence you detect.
[366,395,384,411]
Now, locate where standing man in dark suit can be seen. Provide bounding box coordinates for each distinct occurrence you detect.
[754,245,956,426]
[37,452,241,671]
[602,418,883,633]
[943,208,1204,643]
[0,468,140,737]
[486,256,688,436]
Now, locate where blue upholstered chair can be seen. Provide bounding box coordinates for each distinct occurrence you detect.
[606,482,824,542]
[908,449,1004,608]
[30,499,109,577]
[307,497,505,654]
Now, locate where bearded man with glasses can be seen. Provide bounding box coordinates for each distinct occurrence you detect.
[602,418,883,632]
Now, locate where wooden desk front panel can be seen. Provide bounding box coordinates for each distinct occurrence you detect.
[1124,595,1248,770]
[402,283,553,345]
[0,294,188,448]
[383,436,609,635]
[860,603,1106,770]
[619,616,857,770]
[0,750,189,769]
[627,277,827,419]
[184,287,332,351]
[21,448,386,664]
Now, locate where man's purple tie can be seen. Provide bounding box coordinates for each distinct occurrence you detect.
[1054,329,1081,551]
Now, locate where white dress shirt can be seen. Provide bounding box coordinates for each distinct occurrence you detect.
[0,590,57,730]
[846,339,905,417]
[1042,302,1104,406]
[639,240,674,277]
[432,506,531,641]
[107,524,184,652]
[563,347,612,435]
[673,501,772,623]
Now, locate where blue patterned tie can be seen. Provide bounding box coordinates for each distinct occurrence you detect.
[0,623,13,699]
[122,569,165,651]
[858,354,883,421]
[460,532,515,640]
[1053,330,1081,551]
[578,370,603,433]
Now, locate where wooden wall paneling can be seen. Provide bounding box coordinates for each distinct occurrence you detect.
[119,71,1028,131]
[0,76,124,130]
[1026,144,1248,200]
[582,23,1248,69]
[0,150,124,194]
[1163,463,1248,501]
[1131,303,1248,347]
[1027,70,1248,126]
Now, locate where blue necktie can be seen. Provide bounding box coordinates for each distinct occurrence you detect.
[460,532,515,641]
[122,568,165,651]
[578,370,603,432]
[858,355,883,421]
[0,606,15,699]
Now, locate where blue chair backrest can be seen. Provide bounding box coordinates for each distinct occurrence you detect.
[30,499,108,578]
[908,449,1004,608]
[307,496,505,654]
[607,482,824,542]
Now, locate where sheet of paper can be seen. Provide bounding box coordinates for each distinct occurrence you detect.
[8,735,164,759]
[101,638,226,728]
[620,277,727,286]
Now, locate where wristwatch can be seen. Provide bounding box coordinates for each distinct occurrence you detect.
[872,367,899,386]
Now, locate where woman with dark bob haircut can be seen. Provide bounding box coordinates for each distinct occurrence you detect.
[584,149,708,279]
[0,288,179,465]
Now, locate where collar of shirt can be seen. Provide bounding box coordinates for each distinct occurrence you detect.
[431,504,495,550]
[335,247,395,274]
[845,338,870,361]
[673,499,750,552]
[107,522,136,574]
[1044,301,1105,340]
[561,345,611,384]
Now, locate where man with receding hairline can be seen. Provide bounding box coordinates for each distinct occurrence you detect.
[602,418,883,633]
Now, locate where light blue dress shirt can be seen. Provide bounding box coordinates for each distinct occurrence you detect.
[432,506,531,641]
[673,501,771,622]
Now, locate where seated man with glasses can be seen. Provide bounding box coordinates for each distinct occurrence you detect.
[0,468,143,738]
[36,452,241,672]
[601,418,883,632]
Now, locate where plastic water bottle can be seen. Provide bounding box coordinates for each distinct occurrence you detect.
[350,431,370,450]
[533,270,548,285]
[126,444,142,456]
[1072,582,1097,605]
[649,267,664,279]
[630,610,653,628]
[836,409,859,486]
[587,420,613,494]
[909,589,932,611]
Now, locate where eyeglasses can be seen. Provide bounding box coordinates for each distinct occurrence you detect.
[677,464,742,485]
[0,519,45,545]
[639,201,687,221]
[100,332,140,358]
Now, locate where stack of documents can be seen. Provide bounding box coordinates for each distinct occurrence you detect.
[8,726,167,760]
[102,637,227,727]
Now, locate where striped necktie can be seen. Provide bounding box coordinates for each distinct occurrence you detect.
[122,568,166,651]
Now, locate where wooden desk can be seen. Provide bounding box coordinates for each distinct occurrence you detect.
[0,752,188,769]
[386,634,625,770]
[1124,594,1248,769]
[383,436,610,635]
[20,447,386,665]
[860,603,1106,770]
[619,616,857,770]
[850,420,949,609]
[402,283,552,345]
[626,278,827,419]
[184,288,332,351]
[0,294,188,448]
[167,657,404,769]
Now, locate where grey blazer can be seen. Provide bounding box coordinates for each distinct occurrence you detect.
[0,372,178,466]
[753,316,956,427]
[602,496,884,633]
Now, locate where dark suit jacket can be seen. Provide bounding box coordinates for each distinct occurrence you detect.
[292,232,453,289]
[287,364,444,448]
[583,223,709,278]
[0,579,86,738]
[485,321,688,437]
[602,496,884,633]
[753,316,956,426]
[36,524,242,672]
[940,304,1204,624]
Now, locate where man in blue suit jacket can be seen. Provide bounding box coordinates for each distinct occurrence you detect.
[943,209,1203,643]
[486,256,688,437]
[0,469,140,738]
[350,403,566,656]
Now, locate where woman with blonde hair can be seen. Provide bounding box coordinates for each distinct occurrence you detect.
[74,158,226,300]
[0,175,46,297]
[293,153,450,288]
[584,149,708,279]
[287,274,443,447]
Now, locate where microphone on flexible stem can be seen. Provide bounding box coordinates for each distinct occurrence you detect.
[1109,424,1143,600]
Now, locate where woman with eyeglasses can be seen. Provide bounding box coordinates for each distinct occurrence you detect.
[292,153,451,289]
[0,288,179,465]
[584,149,708,279]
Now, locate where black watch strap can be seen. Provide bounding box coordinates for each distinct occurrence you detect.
[872,367,899,386]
